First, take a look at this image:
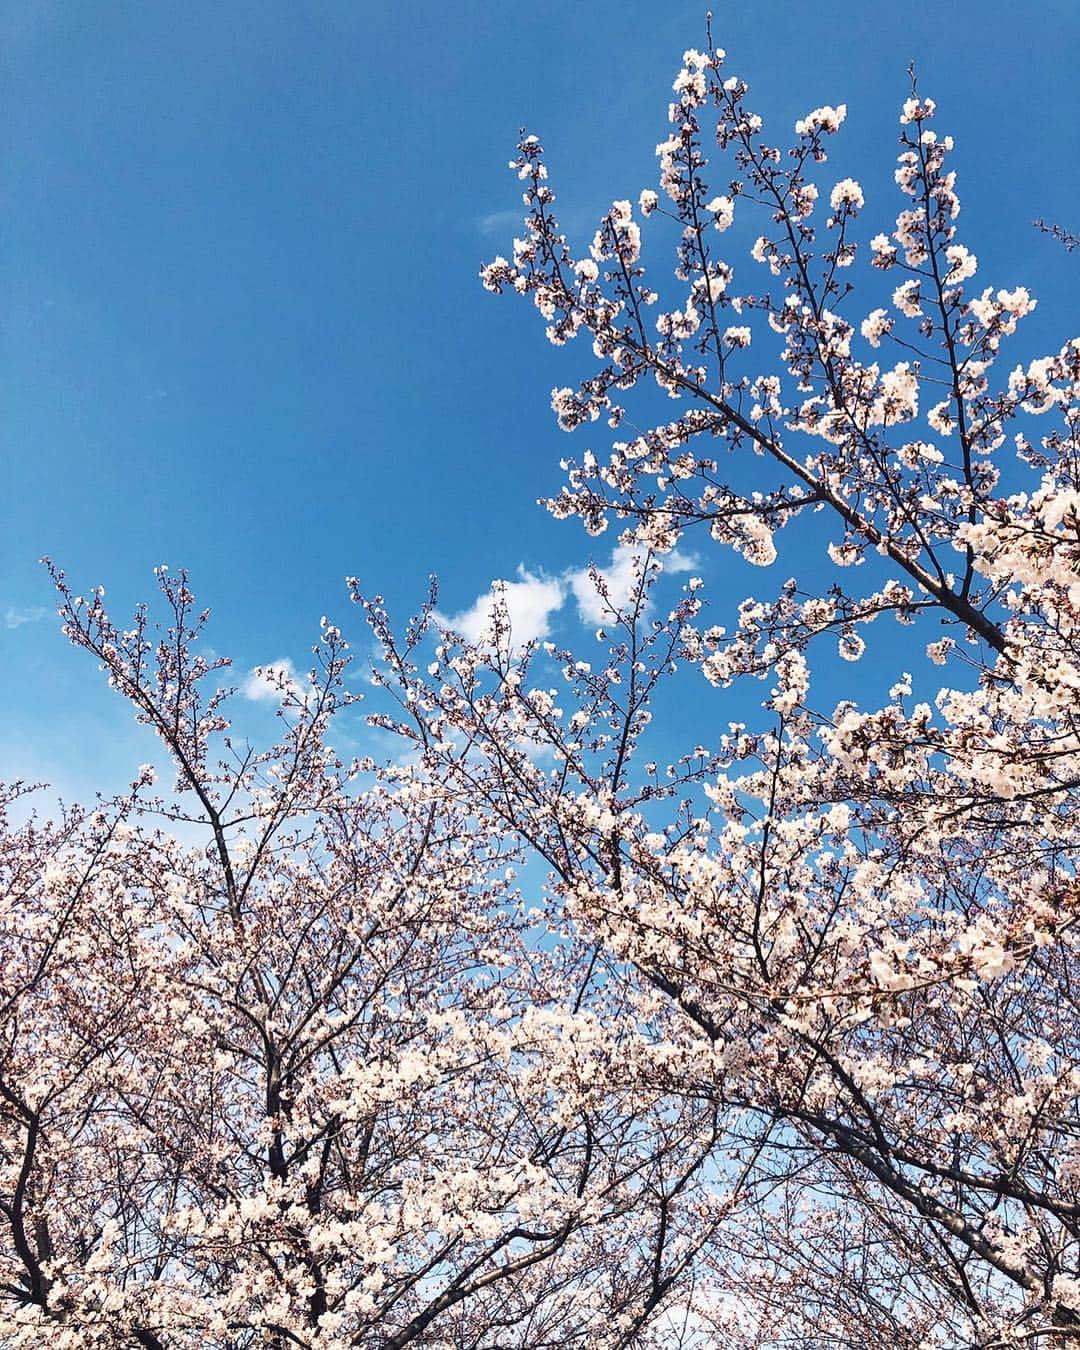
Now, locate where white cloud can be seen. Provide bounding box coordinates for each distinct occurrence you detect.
[241,658,304,703]
[4,605,49,630]
[567,543,695,625]
[437,567,566,649]
[439,546,698,652]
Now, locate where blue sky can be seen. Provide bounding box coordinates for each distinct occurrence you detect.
[3,0,1079,799]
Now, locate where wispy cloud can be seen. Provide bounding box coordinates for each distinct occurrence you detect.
[4,605,50,630]
[476,208,524,239]
[476,202,602,242]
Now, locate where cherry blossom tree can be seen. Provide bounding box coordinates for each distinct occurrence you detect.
[411,28,1080,1348]
[7,27,1080,1350]
[0,569,729,1348]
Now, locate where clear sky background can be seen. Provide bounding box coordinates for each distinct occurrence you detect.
[3,0,1079,801]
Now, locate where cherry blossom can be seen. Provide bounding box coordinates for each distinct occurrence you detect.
[470,30,1080,1346]
[6,26,1080,1350]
